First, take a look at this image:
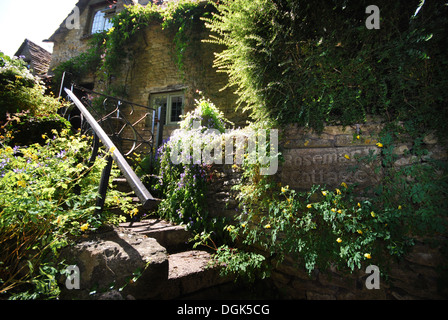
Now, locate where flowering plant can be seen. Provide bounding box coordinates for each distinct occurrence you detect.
[0,129,135,299]
[155,97,226,231]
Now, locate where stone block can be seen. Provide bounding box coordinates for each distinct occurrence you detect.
[59,229,168,300]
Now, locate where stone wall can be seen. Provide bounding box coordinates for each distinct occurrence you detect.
[206,121,448,300]
[48,0,129,73]
[278,120,383,191]
[270,235,447,300]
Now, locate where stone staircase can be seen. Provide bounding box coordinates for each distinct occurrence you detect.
[118,219,232,299]
[111,177,234,299]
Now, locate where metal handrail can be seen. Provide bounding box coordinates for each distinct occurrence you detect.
[64,88,157,210]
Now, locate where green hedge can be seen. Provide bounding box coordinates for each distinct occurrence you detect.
[205,0,448,136]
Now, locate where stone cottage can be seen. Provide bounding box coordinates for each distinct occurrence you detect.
[45,0,246,146]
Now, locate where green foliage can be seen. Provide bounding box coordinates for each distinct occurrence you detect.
[209,245,269,282]
[179,93,230,133]
[0,129,135,299]
[0,52,63,121]
[205,0,448,135]
[229,124,447,275]
[4,113,70,147]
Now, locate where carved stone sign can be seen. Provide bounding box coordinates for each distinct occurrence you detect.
[280,146,380,190]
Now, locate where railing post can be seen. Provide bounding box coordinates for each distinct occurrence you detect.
[95,155,114,214]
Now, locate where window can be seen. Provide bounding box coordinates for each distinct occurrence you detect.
[91,5,115,34]
[150,92,185,125]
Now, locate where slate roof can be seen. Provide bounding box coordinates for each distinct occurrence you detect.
[14,39,52,76]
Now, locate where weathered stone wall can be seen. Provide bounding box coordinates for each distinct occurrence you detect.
[206,121,448,300]
[278,120,383,191]
[271,235,447,300]
[48,0,129,73]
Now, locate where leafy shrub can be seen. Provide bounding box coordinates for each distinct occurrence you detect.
[3,114,70,147]
[0,52,62,121]
[205,0,448,136]
[0,129,135,299]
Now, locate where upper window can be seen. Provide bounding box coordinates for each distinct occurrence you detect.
[91,5,115,34]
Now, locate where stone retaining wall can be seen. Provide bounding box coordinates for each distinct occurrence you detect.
[206,121,448,300]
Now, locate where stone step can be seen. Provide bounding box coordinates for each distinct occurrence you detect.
[118,219,234,299]
[161,250,232,299]
[119,219,191,253]
[112,177,133,194]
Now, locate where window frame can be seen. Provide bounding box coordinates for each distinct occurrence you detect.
[149,92,185,125]
[90,4,116,35]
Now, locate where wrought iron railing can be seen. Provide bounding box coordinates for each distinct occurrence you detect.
[63,87,158,212]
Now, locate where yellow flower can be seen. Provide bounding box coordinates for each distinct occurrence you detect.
[341,182,348,189]
[80,223,89,232]
[371,211,376,218]
[281,187,287,193]
[356,135,360,140]
[130,208,139,217]
[109,146,116,154]
[241,223,246,228]
[398,205,402,210]
[357,229,363,235]
[344,154,350,160]
[306,204,312,209]
[264,224,271,229]
[76,163,83,169]
[304,140,310,146]
[337,209,342,214]
[364,253,372,259]
[357,202,361,208]
[321,191,327,196]
[41,134,47,140]
[376,142,383,148]
[335,188,341,195]
[331,208,337,213]
[17,180,26,188]
[336,238,342,243]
